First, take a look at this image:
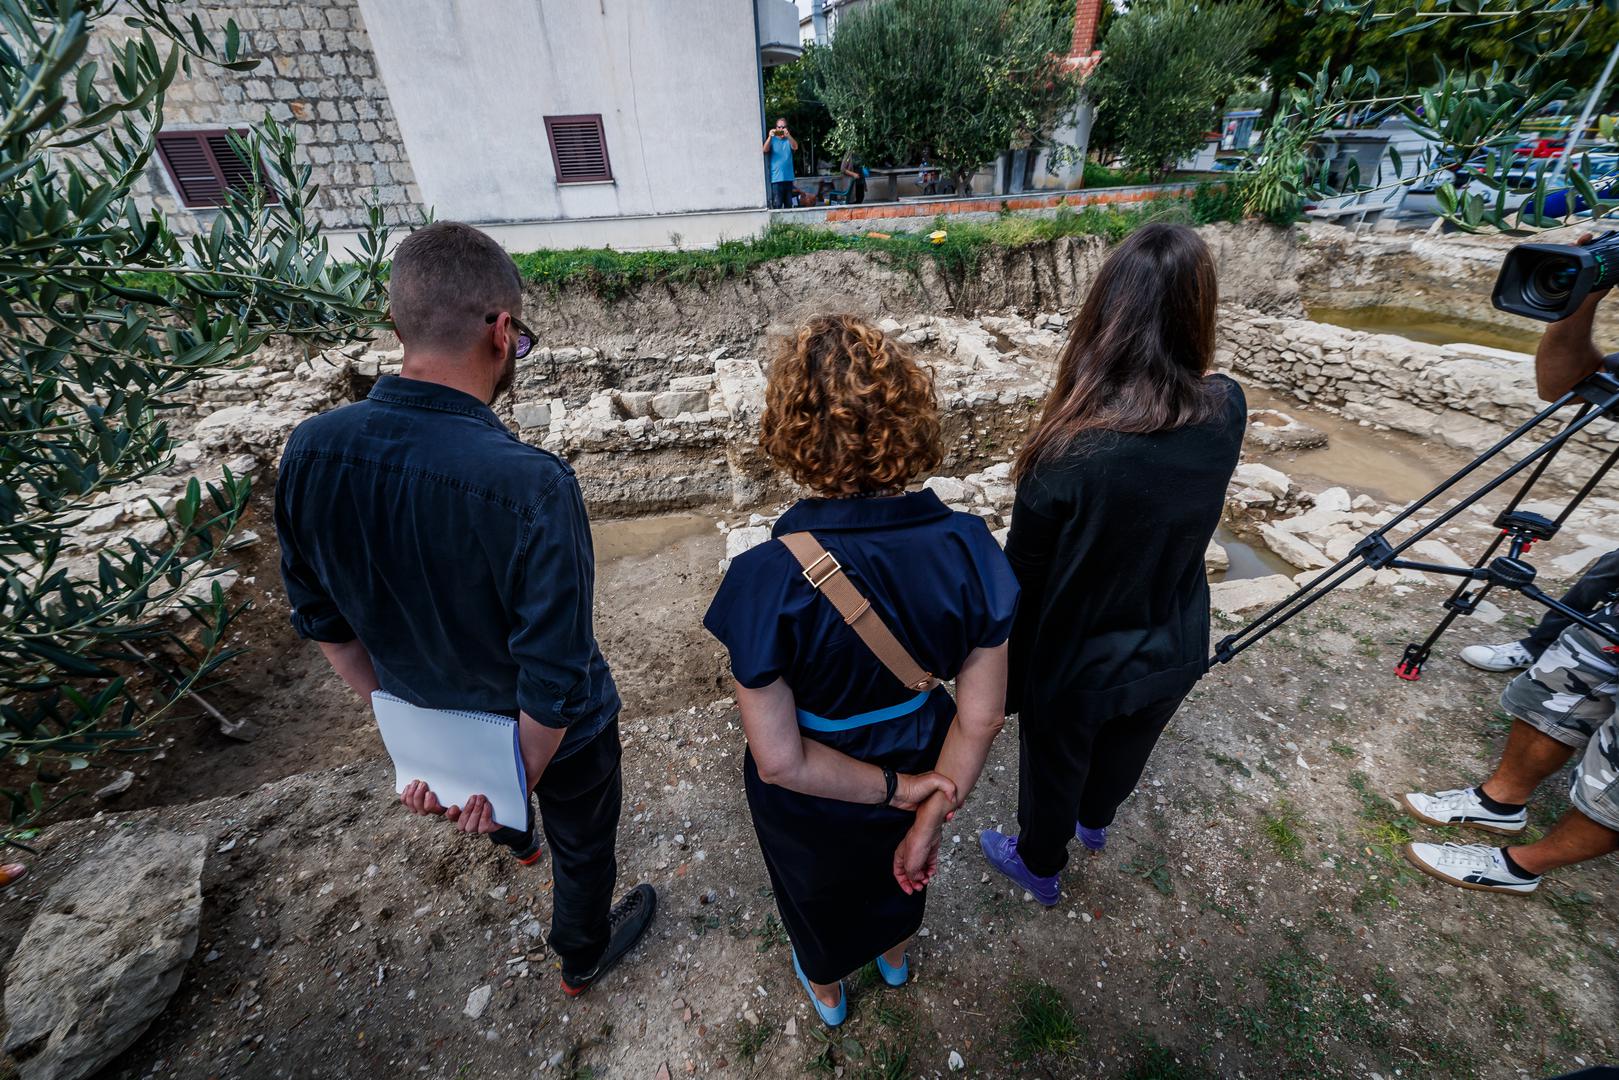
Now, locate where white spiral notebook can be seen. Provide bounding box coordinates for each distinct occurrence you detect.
[370,691,529,830]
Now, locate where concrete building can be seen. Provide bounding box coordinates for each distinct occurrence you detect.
[95,0,800,251]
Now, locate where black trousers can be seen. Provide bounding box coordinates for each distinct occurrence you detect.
[1016,695,1185,878]
[535,719,622,978]
[1522,547,1619,656]
[769,180,795,209]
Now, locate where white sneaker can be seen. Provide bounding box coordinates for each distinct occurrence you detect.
[1458,640,1534,672]
[1401,787,1527,835]
[1403,842,1539,894]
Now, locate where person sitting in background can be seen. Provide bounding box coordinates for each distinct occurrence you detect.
[979,223,1246,905]
[1458,547,1619,672]
[1404,238,1618,893]
[840,150,867,204]
[704,314,1016,1027]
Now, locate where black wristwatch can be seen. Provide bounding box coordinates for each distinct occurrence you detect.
[881,766,898,806]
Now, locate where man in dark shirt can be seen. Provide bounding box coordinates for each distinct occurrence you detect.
[274,221,654,997]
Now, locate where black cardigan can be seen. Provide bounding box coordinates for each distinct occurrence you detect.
[1005,374,1246,717]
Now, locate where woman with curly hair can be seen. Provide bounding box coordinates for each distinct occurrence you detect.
[704,314,1016,1026]
[979,222,1245,904]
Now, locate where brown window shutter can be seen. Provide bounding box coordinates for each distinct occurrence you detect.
[544,115,612,184]
[156,129,279,208]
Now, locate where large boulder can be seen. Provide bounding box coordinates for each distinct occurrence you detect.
[1210,573,1296,615]
[4,828,206,1080]
[189,403,303,460]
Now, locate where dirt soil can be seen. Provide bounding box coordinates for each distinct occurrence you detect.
[1,559,1614,1079]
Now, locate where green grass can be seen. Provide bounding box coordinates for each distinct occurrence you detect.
[1241,948,1384,1067]
[1123,845,1175,895]
[510,184,1243,301]
[861,1041,912,1080]
[1120,1038,1220,1080]
[1012,981,1083,1060]
[733,1019,771,1064]
[1261,799,1306,860]
[1084,161,1153,187]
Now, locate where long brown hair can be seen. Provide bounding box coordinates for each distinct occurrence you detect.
[1014,223,1226,478]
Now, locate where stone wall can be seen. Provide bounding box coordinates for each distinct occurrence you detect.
[86,0,424,231]
[1220,309,1619,475]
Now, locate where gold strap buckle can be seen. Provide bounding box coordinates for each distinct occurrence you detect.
[801,550,843,590]
[911,676,938,692]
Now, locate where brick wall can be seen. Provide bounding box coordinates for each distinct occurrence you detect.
[88,0,425,231]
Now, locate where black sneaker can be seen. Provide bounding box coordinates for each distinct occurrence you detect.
[560,883,658,997]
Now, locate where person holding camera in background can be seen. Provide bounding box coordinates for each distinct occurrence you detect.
[763,118,798,209]
[1403,234,1619,894]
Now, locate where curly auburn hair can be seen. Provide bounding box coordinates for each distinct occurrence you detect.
[760,314,942,496]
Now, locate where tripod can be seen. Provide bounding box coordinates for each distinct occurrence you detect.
[1213,361,1619,674]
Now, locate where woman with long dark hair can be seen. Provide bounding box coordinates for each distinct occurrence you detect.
[978,222,1245,904]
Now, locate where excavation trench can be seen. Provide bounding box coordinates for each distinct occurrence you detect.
[10,222,1619,1080]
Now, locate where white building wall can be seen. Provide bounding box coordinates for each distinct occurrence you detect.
[356,0,767,224]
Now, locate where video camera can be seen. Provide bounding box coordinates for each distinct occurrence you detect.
[1493,231,1619,322]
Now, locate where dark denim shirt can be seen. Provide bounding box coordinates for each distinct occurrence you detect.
[274,375,619,760]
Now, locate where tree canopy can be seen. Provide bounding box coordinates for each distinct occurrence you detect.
[1087,0,1270,178]
[812,0,1080,190]
[1249,0,1619,231]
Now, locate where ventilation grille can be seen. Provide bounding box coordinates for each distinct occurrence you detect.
[544,115,612,184]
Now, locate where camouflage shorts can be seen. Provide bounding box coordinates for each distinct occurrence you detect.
[1499,619,1619,833]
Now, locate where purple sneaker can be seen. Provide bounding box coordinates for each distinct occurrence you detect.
[1076,824,1107,852]
[978,829,1060,907]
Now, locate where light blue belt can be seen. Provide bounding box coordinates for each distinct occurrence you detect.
[796,689,932,733]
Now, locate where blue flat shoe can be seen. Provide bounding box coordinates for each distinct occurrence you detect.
[875,951,909,987]
[792,950,847,1027]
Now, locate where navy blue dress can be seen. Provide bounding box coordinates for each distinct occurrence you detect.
[704,491,1019,983]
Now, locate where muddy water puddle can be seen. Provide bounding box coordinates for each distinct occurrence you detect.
[1308,304,1542,355]
[1244,386,1464,504]
[592,511,720,563]
[1213,524,1294,582]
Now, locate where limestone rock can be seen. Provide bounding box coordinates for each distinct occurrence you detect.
[1231,462,1291,499]
[1245,409,1328,452]
[651,390,709,419]
[924,476,971,504]
[190,404,302,460]
[667,375,716,394]
[1205,540,1230,572]
[715,356,766,423]
[513,402,552,430]
[1313,486,1352,513]
[1259,524,1331,569]
[724,526,771,564]
[614,392,655,420]
[1210,574,1296,615]
[4,828,205,1080]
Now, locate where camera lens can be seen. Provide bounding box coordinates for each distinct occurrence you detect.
[1526,256,1580,310]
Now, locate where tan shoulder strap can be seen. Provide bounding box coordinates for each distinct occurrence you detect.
[778,532,940,694]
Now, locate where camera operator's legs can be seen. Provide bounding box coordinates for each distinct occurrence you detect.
[1461,547,1619,671]
[1406,623,1619,893]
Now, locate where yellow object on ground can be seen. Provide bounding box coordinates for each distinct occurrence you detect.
[929,230,948,244]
